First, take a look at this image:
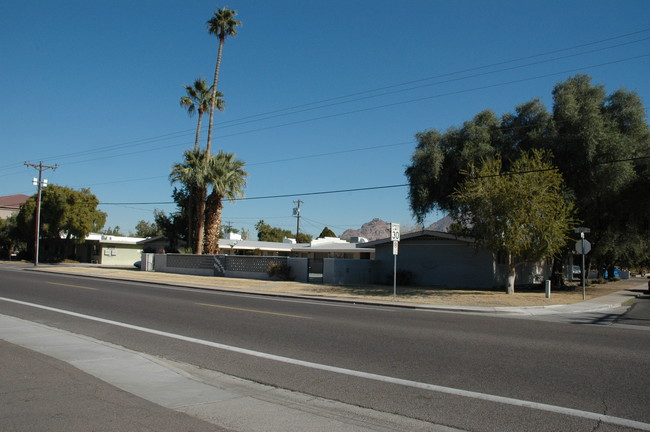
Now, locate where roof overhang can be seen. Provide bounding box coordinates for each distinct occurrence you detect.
[358,229,474,248]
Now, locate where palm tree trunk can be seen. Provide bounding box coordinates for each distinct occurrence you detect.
[194,186,207,254]
[193,112,204,152]
[205,37,224,156]
[204,190,223,255]
[186,185,195,253]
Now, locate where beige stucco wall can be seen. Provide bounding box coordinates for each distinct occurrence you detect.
[99,244,143,266]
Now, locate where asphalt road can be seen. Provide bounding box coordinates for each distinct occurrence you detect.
[1,267,649,432]
[617,294,650,327]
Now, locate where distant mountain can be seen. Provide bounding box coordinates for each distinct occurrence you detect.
[340,218,390,242]
[426,214,453,232]
[340,215,453,242]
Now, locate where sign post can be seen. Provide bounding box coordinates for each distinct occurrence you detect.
[390,223,400,297]
[574,227,591,300]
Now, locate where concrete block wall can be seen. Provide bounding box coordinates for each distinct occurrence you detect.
[149,253,309,282]
[323,258,380,285]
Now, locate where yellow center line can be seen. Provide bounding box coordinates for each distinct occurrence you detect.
[48,282,97,291]
[196,303,309,319]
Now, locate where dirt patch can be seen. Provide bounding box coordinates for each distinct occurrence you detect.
[230,279,646,307]
[17,263,647,308]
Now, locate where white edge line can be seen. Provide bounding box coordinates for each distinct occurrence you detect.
[1,296,648,431]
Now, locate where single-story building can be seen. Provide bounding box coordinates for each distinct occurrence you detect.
[76,233,146,266]
[359,230,549,289]
[292,237,373,260]
[216,234,374,260]
[218,236,298,256]
[0,194,29,220]
[137,235,186,253]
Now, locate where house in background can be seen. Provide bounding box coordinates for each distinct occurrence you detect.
[216,233,374,259]
[218,233,297,256]
[71,233,145,265]
[293,237,373,260]
[0,194,29,220]
[360,230,549,289]
[137,235,186,253]
[88,233,146,265]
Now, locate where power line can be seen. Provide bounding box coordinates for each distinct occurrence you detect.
[2,29,648,172]
[97,154,650,206]
[210,36,650,130]
[52,53,650,166]
[200,29,650,127]
[52,51,650,173]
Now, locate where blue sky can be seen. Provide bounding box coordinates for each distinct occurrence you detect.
[2,1,649,238]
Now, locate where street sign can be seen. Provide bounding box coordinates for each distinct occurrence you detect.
[575,239,591,254]
[389,223,400,296]
[574,227,591,234]
[390,223,400,242]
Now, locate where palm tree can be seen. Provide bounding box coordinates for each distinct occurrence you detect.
[179,78,224,151]
[169,149,210,254]
[205,7,241,156]
[204,151,247,254]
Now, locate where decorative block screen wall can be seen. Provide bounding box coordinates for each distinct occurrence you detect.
[166,254,214,270]
[164,254,288,274]
[224,256,287,273]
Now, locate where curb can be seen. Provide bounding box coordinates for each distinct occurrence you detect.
[23,267,632,316]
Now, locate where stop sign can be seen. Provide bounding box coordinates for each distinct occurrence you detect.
[575,239,591,254]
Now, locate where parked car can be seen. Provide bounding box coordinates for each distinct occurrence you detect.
[133,261,141,269]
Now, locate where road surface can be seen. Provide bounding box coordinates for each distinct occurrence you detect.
[1,267,648,431]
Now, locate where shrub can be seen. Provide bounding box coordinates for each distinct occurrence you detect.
[267,261,293,281]
[386,269,413,286]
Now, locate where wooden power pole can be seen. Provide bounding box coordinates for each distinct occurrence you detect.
[24,162,57,266]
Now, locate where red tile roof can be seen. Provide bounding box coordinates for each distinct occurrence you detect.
[0,194,30,208]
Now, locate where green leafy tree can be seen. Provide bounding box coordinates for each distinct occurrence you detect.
[204,151,248,254]
[255,220,312,243]
[255,220,290,242]
[405,74,650,274]
[153,206,187,252]
[205,6,241,156]
[546,75,650,275]
[134,219,162,238]
[296,232,313,243]
[101,226,123,236]
[405,110,503,222]
[452,150,575,294]
[16,185,106,260]
[318,227,336,238]
[0,214,23,259]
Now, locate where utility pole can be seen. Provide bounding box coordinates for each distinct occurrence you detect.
[293,200,302,242]
[25,162,57,266]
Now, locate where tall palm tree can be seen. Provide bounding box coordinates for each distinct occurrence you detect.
[169,149,210,254]
[205,7,241,156]
[179,78,224,151]
[204,151,247,254]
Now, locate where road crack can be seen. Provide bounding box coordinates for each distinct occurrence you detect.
[590,392,609,432]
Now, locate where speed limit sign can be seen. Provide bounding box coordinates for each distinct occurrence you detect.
[390,223,400,242]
